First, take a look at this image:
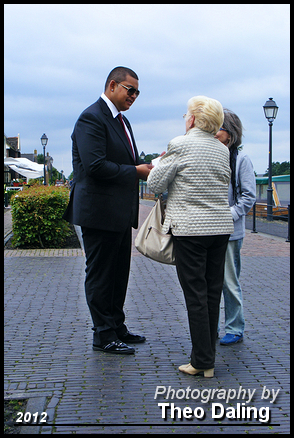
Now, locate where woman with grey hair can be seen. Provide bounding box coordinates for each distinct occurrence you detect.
[148,96,234,377]
[215,109,256,345]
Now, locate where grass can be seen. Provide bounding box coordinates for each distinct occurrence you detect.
[4,399,28,434]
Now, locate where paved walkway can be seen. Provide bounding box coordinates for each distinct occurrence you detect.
[4,207,13,240]
[4,204,290,434]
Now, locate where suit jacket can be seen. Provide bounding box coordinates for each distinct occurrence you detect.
[147,127,234,236]
[63,97,140,231]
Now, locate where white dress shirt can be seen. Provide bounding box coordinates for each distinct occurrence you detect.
[100,93,134,151]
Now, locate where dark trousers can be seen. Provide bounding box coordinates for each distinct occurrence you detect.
[81,226,132,346]
[173,234,230,369]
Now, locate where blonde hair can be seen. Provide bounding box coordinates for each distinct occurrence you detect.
[187,95,224,135]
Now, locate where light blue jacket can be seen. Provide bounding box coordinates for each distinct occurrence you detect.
[229,149,256,240]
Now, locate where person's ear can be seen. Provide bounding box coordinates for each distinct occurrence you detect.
[109,80,116,92]
[189,115,195,129]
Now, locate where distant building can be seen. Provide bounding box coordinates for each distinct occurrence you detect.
[4,133,21,183]
[4,135,44,184]
[21,150,38,163]
[255,175,290,206]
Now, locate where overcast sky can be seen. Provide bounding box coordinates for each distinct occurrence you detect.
[4,4,290,178]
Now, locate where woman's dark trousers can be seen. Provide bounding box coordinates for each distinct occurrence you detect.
[173,234,230,370]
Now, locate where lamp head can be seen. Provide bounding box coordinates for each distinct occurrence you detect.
[40,133,48,146]
[263,98,278,122]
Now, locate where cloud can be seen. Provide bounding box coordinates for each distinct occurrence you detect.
[4,4,289,177]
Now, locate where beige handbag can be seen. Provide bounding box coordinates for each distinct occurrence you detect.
[135,196,175,265]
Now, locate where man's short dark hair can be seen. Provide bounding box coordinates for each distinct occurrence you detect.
[104,66,138,91]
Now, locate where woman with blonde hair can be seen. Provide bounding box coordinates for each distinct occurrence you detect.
[147,96,234,377]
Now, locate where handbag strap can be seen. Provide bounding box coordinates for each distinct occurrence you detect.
[158,194,167,225]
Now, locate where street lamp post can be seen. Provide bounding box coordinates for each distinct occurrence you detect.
[40,133,48,185]
[263,98,278,221]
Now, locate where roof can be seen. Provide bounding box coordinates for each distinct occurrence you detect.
[6,137,19,151]
[256,175,290,184]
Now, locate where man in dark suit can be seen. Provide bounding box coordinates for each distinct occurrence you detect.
[64,67,152,354]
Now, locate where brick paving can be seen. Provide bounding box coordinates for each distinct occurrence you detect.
[4,203,290,434]
[4,207,13,239]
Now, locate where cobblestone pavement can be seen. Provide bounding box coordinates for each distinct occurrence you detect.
[4,207,13,240]
[4,203,290,434]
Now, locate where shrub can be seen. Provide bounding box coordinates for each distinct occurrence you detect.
[11,186,71,248]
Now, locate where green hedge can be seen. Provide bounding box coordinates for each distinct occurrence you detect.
[11,186,71,248]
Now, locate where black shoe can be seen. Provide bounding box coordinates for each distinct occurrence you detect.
[119,331,146,344]
[93,340,135,354]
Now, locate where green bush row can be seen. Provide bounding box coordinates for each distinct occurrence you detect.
[11,186,71,248]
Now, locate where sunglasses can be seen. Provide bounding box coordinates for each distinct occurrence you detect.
[118,83,140,98]
[219,127,228,132]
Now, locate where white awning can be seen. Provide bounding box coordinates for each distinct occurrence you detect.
[4,157,44,179]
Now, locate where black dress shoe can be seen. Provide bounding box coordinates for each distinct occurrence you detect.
[93,340,135,354]
[119,331,146,344]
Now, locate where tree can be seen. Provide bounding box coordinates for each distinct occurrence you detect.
[144,153,160,164]
[36,154,45,164]
[36,154,62,184]
[263,161,290,176]
[50,167,60,183]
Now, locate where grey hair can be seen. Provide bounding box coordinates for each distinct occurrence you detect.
[222,108,244,203]
[222,108,243,150]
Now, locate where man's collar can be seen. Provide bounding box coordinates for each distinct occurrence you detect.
[101,93,119,118]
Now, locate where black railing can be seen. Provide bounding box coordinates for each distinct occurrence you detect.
[250,202,290,242]
[286,205,290,242]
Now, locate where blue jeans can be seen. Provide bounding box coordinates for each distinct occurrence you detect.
[220,239,245,336]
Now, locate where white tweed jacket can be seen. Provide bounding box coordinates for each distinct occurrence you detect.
[147,128,234,236]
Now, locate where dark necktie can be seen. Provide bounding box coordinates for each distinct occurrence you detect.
[117,113,136,161]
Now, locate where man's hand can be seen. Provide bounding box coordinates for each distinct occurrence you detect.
[136,164,154,181]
